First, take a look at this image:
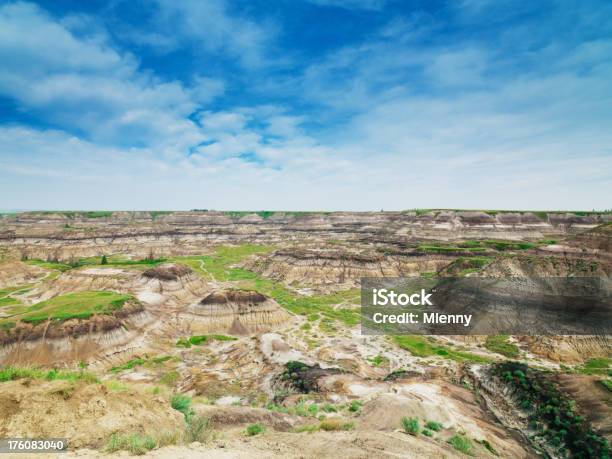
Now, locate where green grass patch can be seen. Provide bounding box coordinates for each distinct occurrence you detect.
[449,435,474,455]
[25,259,73,272]
[0,366,98,384]
[578,357,612,376]
[0,296,21,307]
[173,246,362,327]
[111,358,146,373]
[246,423,265,436]
[367,355,389,367]
[484,335,519,358]
[418,240,535,255]
[393,336,492,363]
[176,334,237,348]
[105,433,156,455]
[16,291,135,325]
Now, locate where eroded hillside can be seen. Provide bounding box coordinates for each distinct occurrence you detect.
[0,212,610,458]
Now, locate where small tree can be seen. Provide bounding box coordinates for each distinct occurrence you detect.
[101,255,108,265]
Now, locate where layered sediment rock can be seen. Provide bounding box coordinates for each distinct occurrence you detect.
[1,210,609,261]
[0,303,149,366]
[185,289,290,334]
[242,247,451,290]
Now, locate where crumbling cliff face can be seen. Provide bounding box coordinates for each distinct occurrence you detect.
[1,210,609,261]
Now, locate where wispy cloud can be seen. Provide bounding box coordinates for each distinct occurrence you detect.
[0,0,610,210]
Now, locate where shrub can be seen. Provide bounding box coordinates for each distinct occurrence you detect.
[422,429,433,437]
[348,400,362,412]
[449,435,474,455]
[323,403,337,413]
[246,423,265,436]
[171,393,193,420]
[105,433,157,455]
[401,417,419,435]
[184,415,213,443]
[425,420,444,432]
[319,419,354,431]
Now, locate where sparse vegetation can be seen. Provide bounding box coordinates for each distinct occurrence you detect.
[449,434,474,455]
[476,439,498,456]
[484,335,519,358]
[0,366,98,384]
[393,336,492,363]
[578,357,612,376]
[246,423,265,436]
[105,433,157,455]
[319,419,354,431]
[11,291,135,325]
[425,420,443,432]
[184,415,213,443]
[367,354,389,367]
[401,416,419,435]
[171,246,361,327]
[176,334,237,348]
[111,358,146,373]
[598,379,612,392]
[494,361,610,457]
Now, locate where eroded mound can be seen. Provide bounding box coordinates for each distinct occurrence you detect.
[200,289,267,305]
[142,263,193,281]
[185,289,290,335]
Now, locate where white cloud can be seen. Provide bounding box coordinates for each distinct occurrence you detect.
[0,2,209,150]
[152,0,275,68]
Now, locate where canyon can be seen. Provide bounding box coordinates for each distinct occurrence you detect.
[0,210,610,458]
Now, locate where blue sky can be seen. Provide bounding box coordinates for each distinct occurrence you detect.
[0,0,610,211]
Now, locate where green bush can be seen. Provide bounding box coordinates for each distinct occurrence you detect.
[425,421,443,432]
[494,361,610,457]
[401,417,419,435]
[348,400,362,412]
[484,335,519,358]
[246,423,265,436]
[171,393,193,420]
[323,403,337,413]
[449,435,474,455]
[422,429,433,437]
